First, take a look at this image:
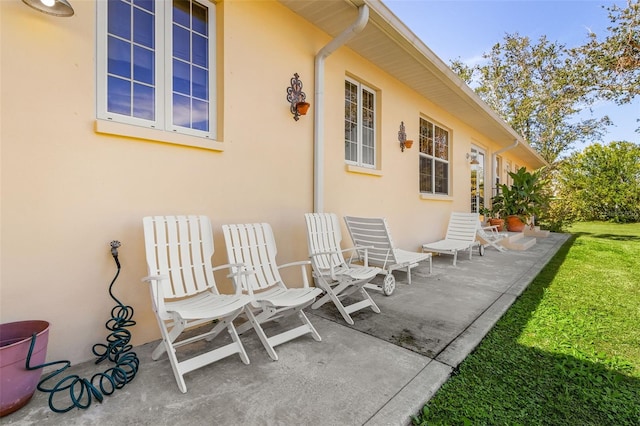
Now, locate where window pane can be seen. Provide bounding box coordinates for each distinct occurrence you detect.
[345,140,358,163]
[344,81,358,162]
[173,25,190,61]
[173,59,190,95]
[192,34,208,67]
[173,0,190,28]
[133,83,154,120]
[133,45,154,85]
[362,127,374,166]
[434,126,449,160]
[435,160,449,194]
[108,36,131,78]
[192,99,209,131]
[133,0,154,13]
[171,0,210,132]
[107,76,131,115]
[419,119,433,155]
[133,7,154,49]
[108,0,131,39]
[192,2,208,35]
[420,156,432,193]
[173,93,191,127]
[192,65,207,99]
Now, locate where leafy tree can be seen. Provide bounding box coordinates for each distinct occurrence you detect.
[553,141,640,223]
[575,0,640,105]
[450,1,639,164]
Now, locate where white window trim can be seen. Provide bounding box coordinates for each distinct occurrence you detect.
[345,77,377,169]
[419,117,451,196]
[96,0,217,142]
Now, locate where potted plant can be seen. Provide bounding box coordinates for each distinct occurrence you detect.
[479,206,505,232]
[491,167,548,232]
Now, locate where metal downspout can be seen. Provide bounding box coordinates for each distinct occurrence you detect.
[313,5,369,213]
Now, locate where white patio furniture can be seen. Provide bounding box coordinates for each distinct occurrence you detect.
[222,223,322,361]
[344,215,432,296]
[476,221,508,253]
[142,215,252,393]
[304,213,382,325]
[421,212,483,266]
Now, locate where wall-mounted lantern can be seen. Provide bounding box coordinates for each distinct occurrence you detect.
[466,152,480,165]
[286,73,310,121]
[23,0,74,17]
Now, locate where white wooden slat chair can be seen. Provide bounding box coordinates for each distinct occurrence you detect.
[222,223,322,361]
[476,221,508,253]
[421,212,484,266]
[344,215,432,296]
[142,215,253,393]
[304,213,382,325]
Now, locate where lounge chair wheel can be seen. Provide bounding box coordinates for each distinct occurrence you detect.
[479,245,485,256]
[383,274,395,296]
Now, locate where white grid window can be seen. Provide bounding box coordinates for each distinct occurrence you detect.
[419,118,450,195]
[345,78,376,167]
[97,0,216,139]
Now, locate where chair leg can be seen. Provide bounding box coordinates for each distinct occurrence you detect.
[359,287,380,313]
[243,306,279,361]
[226,322,250,365]
[452,251,458,267]
[298,310,321,342]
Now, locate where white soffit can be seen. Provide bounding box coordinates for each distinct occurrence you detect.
[277,0,547,167]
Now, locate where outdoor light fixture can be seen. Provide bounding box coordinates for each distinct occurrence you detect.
[467,152,480,165]
[22,0,74,17]
[286,73,309,121]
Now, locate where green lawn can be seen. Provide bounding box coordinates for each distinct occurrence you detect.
[413,222,640,425]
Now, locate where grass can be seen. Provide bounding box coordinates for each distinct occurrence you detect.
[412,222,640,425]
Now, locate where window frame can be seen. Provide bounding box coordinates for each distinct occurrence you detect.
[96,0,217,141]
[419,117,451,196]
[344,77,377,169]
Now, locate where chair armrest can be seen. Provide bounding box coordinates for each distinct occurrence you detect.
[218,263,255,295]
[278,260,311,288]
[308,251,342,281]
[346,245,372,266]
[141,275,168,317]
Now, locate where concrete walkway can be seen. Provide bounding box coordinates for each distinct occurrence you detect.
[3,233,570,426]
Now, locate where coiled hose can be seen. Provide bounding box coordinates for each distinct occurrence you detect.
[25,241,140,413]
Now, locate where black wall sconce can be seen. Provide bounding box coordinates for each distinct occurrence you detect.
[398,121,413,152]
[286,73,310,121]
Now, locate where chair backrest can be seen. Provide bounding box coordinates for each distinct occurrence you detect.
[344,216,396,267]
[444,212,480,242]
[304,213,347,271]
[143,215,219,300]
[222,223,282,293]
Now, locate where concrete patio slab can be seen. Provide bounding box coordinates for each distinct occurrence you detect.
[2,232,570,426]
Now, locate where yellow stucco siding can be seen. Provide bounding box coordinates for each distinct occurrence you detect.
[1,0,538,364]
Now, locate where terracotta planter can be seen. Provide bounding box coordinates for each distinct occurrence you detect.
[506,215,526,232]
[488,218,505,232]
[296,102,310,116]
[0,320,50,417]
[404,140,413,149]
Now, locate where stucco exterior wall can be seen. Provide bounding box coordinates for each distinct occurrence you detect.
[1,0,537,364]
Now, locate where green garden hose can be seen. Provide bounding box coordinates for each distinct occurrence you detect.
[25,241,139,413]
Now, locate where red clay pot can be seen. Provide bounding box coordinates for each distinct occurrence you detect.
[506,215,526,232]
[488,218,505,232]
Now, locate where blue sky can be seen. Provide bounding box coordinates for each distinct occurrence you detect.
[384,0,640,149]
